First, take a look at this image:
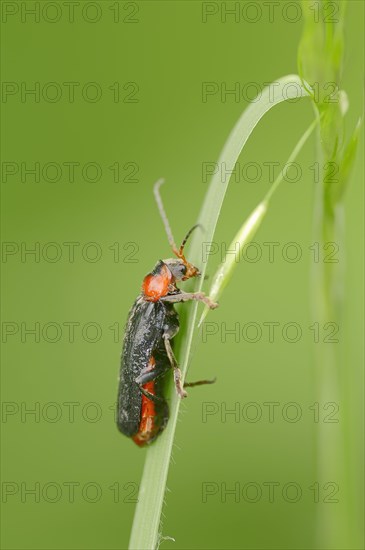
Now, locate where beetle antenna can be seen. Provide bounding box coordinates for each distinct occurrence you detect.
[153,179,179,255]
[179,224,202,256]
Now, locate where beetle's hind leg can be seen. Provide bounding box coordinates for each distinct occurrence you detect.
[135,360,169,386]
[139,386,164,404]
[184,377,216,388]
[135,356,169,404]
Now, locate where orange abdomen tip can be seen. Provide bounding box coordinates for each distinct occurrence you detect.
[132,378,158,447]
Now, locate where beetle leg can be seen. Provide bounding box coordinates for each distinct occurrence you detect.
[184,377,216,387]
[135,358,169,404]
[163,335,188,399]
[135,362,169,386]
[160,291,218,309]
[139,385,165,404]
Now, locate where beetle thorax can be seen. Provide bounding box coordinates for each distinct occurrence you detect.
[142,261,173,302]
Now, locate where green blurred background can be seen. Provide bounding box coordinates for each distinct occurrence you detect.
[1,1,363,549]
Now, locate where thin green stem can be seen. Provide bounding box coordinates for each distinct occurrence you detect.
[264,117,318,203]
[199,116,318,326]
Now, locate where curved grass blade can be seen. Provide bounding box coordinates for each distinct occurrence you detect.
[198,117,318,326]
[128,75,310,550]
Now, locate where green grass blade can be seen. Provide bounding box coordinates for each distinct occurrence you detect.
[128,74,309,550]
[198,116,318,326]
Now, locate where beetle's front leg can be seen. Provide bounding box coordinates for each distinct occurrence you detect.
[161,291,218,309]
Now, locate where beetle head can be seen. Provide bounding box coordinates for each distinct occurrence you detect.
[164,257,200,282]
[166,222,201,281]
